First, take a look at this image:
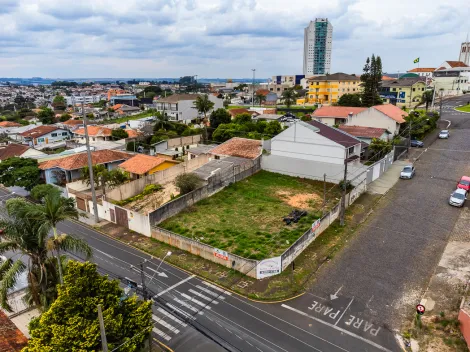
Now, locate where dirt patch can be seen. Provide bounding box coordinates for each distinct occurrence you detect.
[277,191,322,209]
[124,182,179,214]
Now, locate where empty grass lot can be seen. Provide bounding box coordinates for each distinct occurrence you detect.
[455,104,470,113]
[160,171,342,260]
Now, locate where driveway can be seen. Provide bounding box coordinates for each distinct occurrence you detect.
[280,95,470,348]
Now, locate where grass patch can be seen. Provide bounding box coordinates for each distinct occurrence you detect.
[455,104,470,113]
[98,110,156,124]
[160,170,341,260]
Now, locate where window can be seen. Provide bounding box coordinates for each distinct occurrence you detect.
[62,132,68,136]
[348,146,355,155]
[393,88,396,92]
[37,138,44,143]
[51,133,57,137]
[277,88,280,91]
[353,89,356,92]
[412,88,416,92]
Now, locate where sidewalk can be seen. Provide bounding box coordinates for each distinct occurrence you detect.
[367,160,409,195]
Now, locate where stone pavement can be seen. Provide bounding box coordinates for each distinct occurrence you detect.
[367,160,409,195]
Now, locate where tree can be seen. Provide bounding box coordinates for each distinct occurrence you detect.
[421,90,434,111]
[193,94,214,121]
[368,138,393,161]
[52,95,66,110]
[233,113,252,124]
[337,94,362,107]
[30,184,61,202]
[174,173,203,195]
[255,92,266,106]
[209,108,231,130]
[37,108,55,124]
[59,113,71,122]
[360,54,383,107]
[23,261,152,352]
[82,165,129,199]
[0,198,92,311]
[264,121,283,137]
[0,157,40,190]
[281,88,297,108]
[153,112,172,131]
[111,128,129,139]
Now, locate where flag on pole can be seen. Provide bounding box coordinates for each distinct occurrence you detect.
[413,57,420,64]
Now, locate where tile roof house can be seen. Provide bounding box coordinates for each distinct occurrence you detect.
[228,108,259,119]
[0,310,28,351]
[312,106,367,125]
[344,105,407,136]
[436,61,469,70]
[338,125,391,144]
[0,121,21,128]
[19,125,72,147]
[74,126,112,143]
[0,143,46,161]
[118,154,179,179]
[210,137,262,160]
[39,149,132,185]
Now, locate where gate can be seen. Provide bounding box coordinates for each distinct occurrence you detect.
[110,209,115,223]
[76,197,87,211]
[115,207,129,228]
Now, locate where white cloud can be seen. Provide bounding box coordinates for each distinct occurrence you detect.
[0,0,468,78]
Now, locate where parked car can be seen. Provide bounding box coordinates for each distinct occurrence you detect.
[457,176,470,192]
[438,130,450,139]
[400,165,415,179]
[410,139,424,148]
[449,188,468,207]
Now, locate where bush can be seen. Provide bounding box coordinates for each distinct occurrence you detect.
[111,128,129,139]
[114,184,162,206]
[30,184,61,202]
[174,173,203,195]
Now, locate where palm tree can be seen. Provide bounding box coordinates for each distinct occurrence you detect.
[24,193,92,284]
[193,94,214,122]
[421,90,434,111]
[281,88,297,109]
[255,93,266,106]
[0,197,92,311]
[153,112,173,131]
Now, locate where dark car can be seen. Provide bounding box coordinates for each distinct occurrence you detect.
[410,139,424,148]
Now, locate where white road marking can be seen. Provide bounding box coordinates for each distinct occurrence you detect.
[146,266,168,278]
[335,297,354,326]
[180,293,211,310]
[153,314,180,334]
[195,285,225,299]
[165,303,195,320]
[225,328,232,334]
[157,308,187,327]
[154,275,195,298]
[153,327,171,341]
[236,334,242,340]
[216,321,223,328]
[189,289,219,304]
[247,341,253,346]
[256,348,263,352]
[281,304,392,352]
[174,297,204,315]
[94,249,114,259]
[202,281,232,295]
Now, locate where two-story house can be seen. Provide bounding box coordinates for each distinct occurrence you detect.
[379,77,426,106]
[154,94,223,123]
[20,125,72,147]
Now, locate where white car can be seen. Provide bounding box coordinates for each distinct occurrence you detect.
[449,188,467,207]
[439,130,450,139]
[400,165,415,179]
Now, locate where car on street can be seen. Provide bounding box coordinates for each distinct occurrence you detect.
[400,165,415,179]
[410,139,424,148]
[449,188,468,207]
[457,176,470,192]
[439,130,450,139]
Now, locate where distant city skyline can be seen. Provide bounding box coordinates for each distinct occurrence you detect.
[0,0,468,78]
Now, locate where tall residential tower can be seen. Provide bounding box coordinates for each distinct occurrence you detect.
[303,18,333,76]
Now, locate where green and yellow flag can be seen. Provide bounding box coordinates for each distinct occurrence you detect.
[413,57,420,64]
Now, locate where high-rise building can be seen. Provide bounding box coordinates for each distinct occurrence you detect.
[459,41,470,66]
[303,18,333,76]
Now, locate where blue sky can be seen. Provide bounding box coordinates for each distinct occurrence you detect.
[0,0,469,78]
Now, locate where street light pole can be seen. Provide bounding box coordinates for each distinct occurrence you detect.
[252,69,256,107]
[147,251,172,287]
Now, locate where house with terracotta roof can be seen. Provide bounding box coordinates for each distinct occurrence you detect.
[435,61,469,71]
[38,149,132,185]
[312,106,367,126]
[209,137,262,160]
[59,119,84,130]
[0,310,28,351]
[73,126,112,143]
[406,67,436,78]
[0,143,46,161]
[155,94,223,123]
[19,125,72,147]
[338,125,391,144]
[227,108,259,119]
[344,105,407,136]
[0,121,21,128]
[118,154,179,180]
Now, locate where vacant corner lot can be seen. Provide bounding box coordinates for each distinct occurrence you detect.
[159,170,342,260]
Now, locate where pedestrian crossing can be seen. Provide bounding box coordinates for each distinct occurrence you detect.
[151,280,231,343]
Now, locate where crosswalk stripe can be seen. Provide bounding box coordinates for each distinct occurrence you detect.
[195,285,225,300]
[189,289,219,304]
[152,314,180,334]
[180,293,211,309]
[174,297,204,315]
[202,281,232,295]
[157,308,187,327]
[165,303,196,320]
[153,327,171,341]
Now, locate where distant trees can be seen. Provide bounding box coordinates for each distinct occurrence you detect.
[52,95,66,110]
[281,88,297,108]
[337,94,362,107]
[59,113,72,122]
[37,108,55,124]
[360,54,383,107]
[111,128,129,139]
[0,157,40,190]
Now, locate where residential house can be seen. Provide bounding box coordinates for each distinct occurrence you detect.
[379,77,426,106]
[20,125,72,147]
[187,144,217,160]
[38,149,132,185]
[228,108,259,119]
[432,67,470,96]
[209,137,262,160]
[264,92,279,106]
[0,121,21,128]
[74,126,113,143]
[344,104,407,136]
[338,125,391,144]
[113,104,141,116]
[435,60,469,71]
[406,68,436,79]
[118,154,179,180]
[154,94,223,123]
[312,106,367,126]
[58,119,84,130]
[299,73,362,105]
[4,124,42,142]
[0,143,46,161]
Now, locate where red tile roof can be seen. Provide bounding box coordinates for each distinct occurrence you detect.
[445,61,469,68]
[0,121,22,127]
[39,150,132,171]
[338,125,388,139]
[313,106,367,118]
[407,68,435,72]
[210,137,261,159]
[119,154,172,175]
[372,104,407,123]
[19,125,60,138]
[125,129,141,138]
[228,109,258,117]
[62,119,84,126]
[0,310,28,351]
[74,126,112,137]
[382,75,395,81]
[0,143,30,160]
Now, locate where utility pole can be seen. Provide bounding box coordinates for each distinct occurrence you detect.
[339,160,348,226]
[98,304,109,352]
[408,117,412,156]
[322,173,327,215]
[82,101,100,223]
[251,69,256,107]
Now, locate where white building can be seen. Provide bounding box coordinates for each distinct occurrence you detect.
[65,95,105,106]
[19,125,72,147]
[154,94,223,123]
[303,18,333,76]
[432,67,470,96]
[406,68,435,78]
[459,42,470,66]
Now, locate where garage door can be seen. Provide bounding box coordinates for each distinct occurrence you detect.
[76,197,87,211]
